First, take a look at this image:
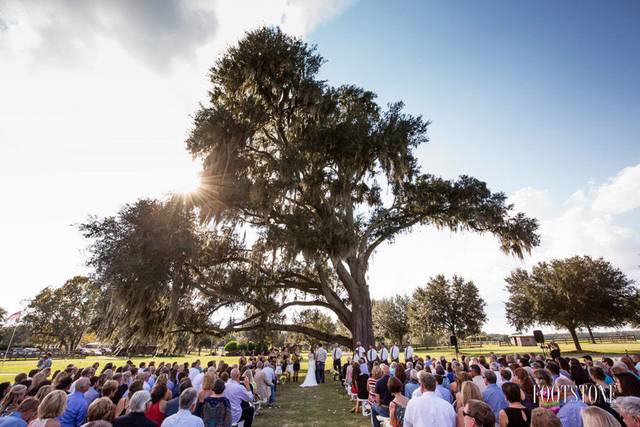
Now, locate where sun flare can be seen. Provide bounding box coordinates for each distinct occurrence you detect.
[171,165,202,195]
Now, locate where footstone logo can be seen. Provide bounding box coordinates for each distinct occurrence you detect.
[533,384,614,404]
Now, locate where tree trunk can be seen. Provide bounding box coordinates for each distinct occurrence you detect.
[351,292,375,348]
[586,325,596,344]
[568,327,582,351]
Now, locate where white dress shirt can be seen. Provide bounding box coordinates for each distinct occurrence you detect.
[404,345,414,361]
[391,345,400,360]
[367,348,378,362]
[160,409,205,427]
[188,367,200,381]
[403,391,456,427]
[332,347,342,360]
[380,347,389,361]
[355,346,365,359]
[315,347,328,362]
[192,372,205,392]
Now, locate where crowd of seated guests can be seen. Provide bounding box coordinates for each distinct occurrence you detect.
[340,350,640,427]
[0,353,293,427]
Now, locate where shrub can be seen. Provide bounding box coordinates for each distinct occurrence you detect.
[224,341,238,352]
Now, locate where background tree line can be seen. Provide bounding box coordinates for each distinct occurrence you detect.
[3,254,637,354]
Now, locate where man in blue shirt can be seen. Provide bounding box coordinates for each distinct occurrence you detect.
[556,377,587,427]
[0,397,38,427]
[435,374,454,403]
[481,371,507,424]
[59,377,90,427]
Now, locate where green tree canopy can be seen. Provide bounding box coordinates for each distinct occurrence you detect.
[372,295,410,345]
[505,255,637,351]
[408,275,487,353]
[23,276,97,353]
[81,27,538,348]
[181,26,539,347]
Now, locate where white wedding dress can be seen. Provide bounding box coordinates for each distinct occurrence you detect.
[300,355,318,387]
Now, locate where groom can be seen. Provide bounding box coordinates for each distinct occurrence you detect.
[315,344,328,384]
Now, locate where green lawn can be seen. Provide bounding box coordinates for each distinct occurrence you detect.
[2,341,638,382]
[257,379,369,426]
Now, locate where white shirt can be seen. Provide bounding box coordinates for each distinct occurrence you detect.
[192,372,204,392]
[391,345,400,360]
[380,347,389,361]
[405,346,414,361]
[355,346,365,359]
[403,391,456,427]
[472,375,487,392]
[367,348,378,362]
[160,409,204,427]
[332,347,342,360]
[315,347,328,362]
[188,367,200,381]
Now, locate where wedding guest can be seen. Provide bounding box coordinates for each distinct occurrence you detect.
[456,382,483,427]
[159,388,204,427]
[59,377,90,427]
[200,380,231,427]
[580,406,622,427]
[612,396,640,427]
[223,369,254,427]
[31,390,67,427]
[145,383,170,425]
[86,397,115,423]
[404,372,456,427]
[463,399,496,427]
[0,397,38,427]
[482,370,508,422]
[499,383,530,427]
[388,376,408,427]
[112,390,156,427]
[530,408,562,427]
[370,364,392,427]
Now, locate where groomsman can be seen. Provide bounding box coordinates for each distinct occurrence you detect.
[331,343,342,376]
[390,343,400,363]
[379,343,389,364]
[404,343,414,362]
[354,341,366,361]
[367,344,378,369]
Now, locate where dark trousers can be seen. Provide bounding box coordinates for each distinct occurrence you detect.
[333,358,342,376]
[316,360,326,383]
[240,401,254,427]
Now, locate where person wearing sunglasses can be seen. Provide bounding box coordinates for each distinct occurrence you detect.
[463,399,496,427]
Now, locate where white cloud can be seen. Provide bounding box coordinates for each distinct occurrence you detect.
[0,0,354,313]
[368,164,640,334]
[591,164,640,216]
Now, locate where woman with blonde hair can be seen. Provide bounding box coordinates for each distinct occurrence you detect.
[530,407,561,427]
[368,365,382,404]
[30,389,67,427]
[86,397,115,422]
[581,406,622,427]
[194,372,217,417]
[456,381,483,427]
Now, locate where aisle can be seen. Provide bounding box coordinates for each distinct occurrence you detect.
[256,379,370,426]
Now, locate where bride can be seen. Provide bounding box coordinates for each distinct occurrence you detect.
[300,351,318,387]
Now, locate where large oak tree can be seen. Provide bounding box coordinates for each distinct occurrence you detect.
[83,27,539,349]
[182,27,538,347]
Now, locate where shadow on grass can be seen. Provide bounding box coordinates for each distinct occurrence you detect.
[255,379,370,427]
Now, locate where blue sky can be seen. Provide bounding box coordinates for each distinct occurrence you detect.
[1,0,638,333]
[308,0,640,203]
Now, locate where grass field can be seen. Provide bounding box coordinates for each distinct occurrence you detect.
[258,379,369,426]
[2,341,638,381]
